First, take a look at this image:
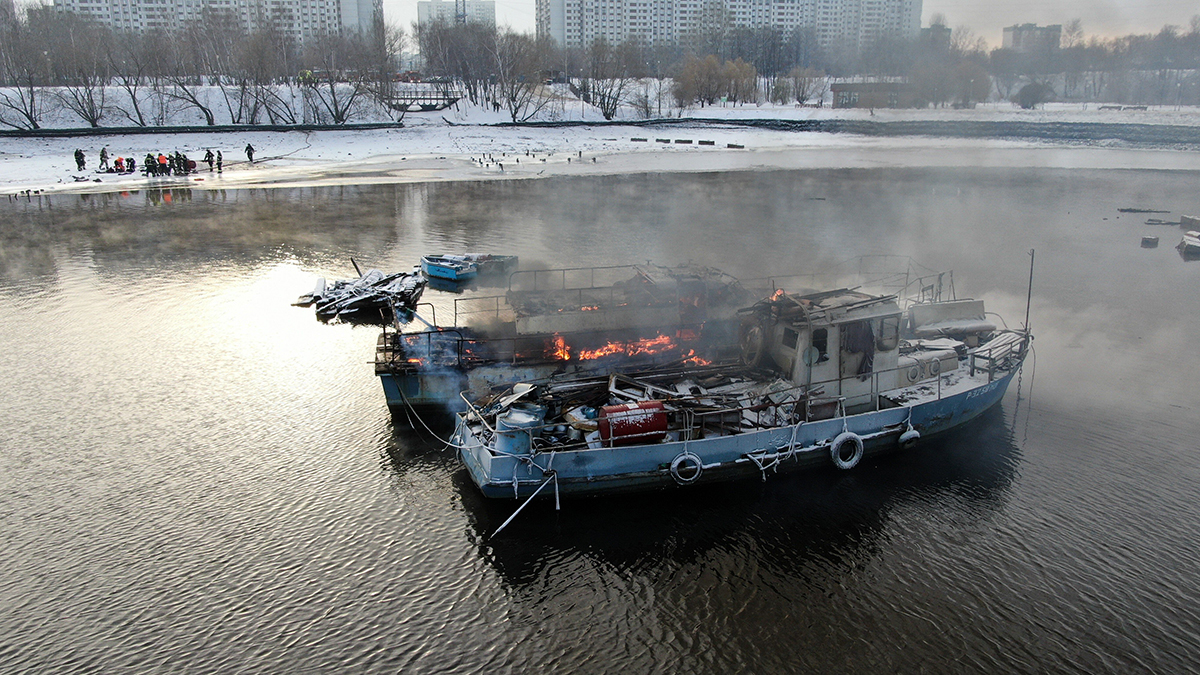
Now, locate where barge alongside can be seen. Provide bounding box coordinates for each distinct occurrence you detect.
[376,263,753,417]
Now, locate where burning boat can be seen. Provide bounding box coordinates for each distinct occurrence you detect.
[376,263,753,418]
[451,279,1031,501]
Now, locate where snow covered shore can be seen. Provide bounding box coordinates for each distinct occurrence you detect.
[5,102,1200,196]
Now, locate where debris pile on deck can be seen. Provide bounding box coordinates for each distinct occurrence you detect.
[294,268,426,324]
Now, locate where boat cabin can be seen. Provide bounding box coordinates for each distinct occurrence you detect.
[740,289,904,413]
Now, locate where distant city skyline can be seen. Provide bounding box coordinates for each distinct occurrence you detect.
[382,0,1198,47]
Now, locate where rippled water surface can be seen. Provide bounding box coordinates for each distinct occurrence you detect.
[3,168,1200,672]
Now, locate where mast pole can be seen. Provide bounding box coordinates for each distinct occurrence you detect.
[1023,249,1035,352]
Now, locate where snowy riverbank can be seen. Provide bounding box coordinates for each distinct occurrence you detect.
[6,102,1200,196]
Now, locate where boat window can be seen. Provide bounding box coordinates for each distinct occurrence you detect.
[783,327,798,350]
[877,316,900,351]
[812,328,828,360]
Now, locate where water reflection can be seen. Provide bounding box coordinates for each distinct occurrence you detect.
[3,168,1200,672]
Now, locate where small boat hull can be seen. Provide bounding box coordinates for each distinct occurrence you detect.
[421,256,478,281]
[1178,231,1200,258]
[455,368,1019,499]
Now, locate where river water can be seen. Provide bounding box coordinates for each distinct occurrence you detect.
[2,166,1199,672]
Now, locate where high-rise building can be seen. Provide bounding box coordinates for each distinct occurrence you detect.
[51,0,379,38]
[536,0,920,50]
[416,0,496,26]
[1002,23,1061,53]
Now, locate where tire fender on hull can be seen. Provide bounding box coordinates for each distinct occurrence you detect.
[830,431,864,470]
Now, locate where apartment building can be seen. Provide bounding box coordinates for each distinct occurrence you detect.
[51,0,379,38]
[1002,23,1061,53]
[537,0,919,50]
[416,0,497,27]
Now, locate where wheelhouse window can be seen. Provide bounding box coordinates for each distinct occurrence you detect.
[876,316,900,351]
[783,327,798,350]
[812,328,828,361]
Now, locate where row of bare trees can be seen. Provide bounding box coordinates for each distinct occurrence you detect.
[0,4,404,129]
[415,21,561,122]
[8,5,1200,129]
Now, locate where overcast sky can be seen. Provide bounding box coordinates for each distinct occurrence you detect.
[381,0,1198,48]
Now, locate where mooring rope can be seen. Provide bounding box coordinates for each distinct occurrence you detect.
[493,471,558,537]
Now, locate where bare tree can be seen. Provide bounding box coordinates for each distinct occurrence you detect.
[673,55,725,107]
[723,58,757,104]
[586,39,638,120]
[107,30,157,126]
[789,66,825,105]
[988,49,1023,101]
[768,75,792,104]
[491,30,554,122]
[51,13,111,127]
[417,19,495,105]
[361,10,405,113]
[301,32,371,124]
[911,58,954,107]
[952,61,990,107]
[0,7,50,129]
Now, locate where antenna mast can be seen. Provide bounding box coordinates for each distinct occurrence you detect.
[455,0,467,24]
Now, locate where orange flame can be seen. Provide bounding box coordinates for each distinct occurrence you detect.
[580,305,600,311]
[546,334,571,360]
[681,349,711,366]
[772,288,785,300]
[578,334,675,360]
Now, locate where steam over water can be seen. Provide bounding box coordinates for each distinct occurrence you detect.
[3,168,1199,672]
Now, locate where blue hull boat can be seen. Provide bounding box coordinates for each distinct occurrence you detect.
[421,255,478,281]
[452,285,1031,500]
[456,364,1021,498]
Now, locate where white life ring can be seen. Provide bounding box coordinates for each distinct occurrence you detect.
[670,451,703,484]
[929,358,941,376]
[830,431,864,470]
[906,364,921,383]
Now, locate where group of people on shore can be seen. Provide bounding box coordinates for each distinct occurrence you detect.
[72,144,256,177]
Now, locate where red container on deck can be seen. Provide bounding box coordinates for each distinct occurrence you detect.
[598,401,668,447]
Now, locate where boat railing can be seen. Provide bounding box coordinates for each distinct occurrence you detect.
[507,264,641,293]
[384,327,470,369]
[450,267,650,325]
[413,302,438,327]
[968,330,1029,382]
[464,339,1032,455]
[899,271,956,306]
[453,295,508,326]
[463,335,1033,446]
[743,256,947,304]
[800,359,943,419]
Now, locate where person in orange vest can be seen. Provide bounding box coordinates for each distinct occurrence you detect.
[158,153,168,176]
